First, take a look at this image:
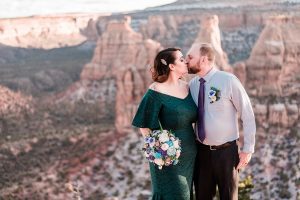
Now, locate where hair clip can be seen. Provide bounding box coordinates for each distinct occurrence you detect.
[160,59,167,65]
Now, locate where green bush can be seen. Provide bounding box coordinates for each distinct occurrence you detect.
[238,176,254,200]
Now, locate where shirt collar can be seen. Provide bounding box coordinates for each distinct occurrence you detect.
[199,67,218,83]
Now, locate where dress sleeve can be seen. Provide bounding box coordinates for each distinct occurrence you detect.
[132,92,162,129]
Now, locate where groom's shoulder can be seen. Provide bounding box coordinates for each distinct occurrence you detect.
[215,70,237,82]
[189,76,199,84]
[188,76,199,87]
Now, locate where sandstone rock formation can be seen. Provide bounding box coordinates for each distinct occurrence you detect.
[194,15,232,72]
[233,16,300,199]
[59,16,162,132]
[139,10,267,62]
[140,15,181,48]
[1,2,300,199]
[246,15,300,97]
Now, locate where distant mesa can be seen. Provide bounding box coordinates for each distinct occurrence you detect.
[0,14,101,49]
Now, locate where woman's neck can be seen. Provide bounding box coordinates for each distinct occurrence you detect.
[164,74,181,86]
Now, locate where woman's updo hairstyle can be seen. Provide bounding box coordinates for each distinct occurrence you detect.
[151,47,181,83]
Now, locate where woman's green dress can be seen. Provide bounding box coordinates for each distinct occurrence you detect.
[132,89,198,200]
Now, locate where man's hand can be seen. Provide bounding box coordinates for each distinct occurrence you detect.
[237,152,252,170]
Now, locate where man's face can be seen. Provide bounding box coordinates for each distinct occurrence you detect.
[186,46,201,74]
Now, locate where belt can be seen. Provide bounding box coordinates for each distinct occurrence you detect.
[197,140,236,150]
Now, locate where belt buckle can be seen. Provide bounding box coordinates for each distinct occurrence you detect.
[209,145,217,150]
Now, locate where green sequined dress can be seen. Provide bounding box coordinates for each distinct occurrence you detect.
[132,89,198,200]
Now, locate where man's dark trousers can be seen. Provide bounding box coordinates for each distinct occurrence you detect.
[194,141,240,200]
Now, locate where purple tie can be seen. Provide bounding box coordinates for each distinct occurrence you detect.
[198,78,206,142]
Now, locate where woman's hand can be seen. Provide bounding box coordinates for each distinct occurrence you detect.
[140,128,151,137]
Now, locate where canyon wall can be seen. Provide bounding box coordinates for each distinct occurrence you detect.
[0,14,103,49]
[0,1,299,199]
[57,16,162,132]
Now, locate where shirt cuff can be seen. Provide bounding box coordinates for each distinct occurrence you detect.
[242,145,254,153]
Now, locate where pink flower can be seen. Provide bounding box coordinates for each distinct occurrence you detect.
[161,143,169,151]
[154,158,164,166]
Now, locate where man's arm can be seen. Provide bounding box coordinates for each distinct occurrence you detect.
[230,75,256,169]
[230,75,256,153]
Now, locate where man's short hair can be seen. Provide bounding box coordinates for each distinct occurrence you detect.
[199,43,215,62]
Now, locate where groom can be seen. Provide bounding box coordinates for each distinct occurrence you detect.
[186,43,256,200]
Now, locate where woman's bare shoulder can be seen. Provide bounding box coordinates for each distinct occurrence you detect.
[149,82,156,89]
[149,82,162,91]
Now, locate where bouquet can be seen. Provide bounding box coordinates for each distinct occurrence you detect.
[142,121,181,170]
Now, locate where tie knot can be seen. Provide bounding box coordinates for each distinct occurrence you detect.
[199,78,206,84]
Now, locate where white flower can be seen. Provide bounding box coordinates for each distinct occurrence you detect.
[144,152,149,157]
[154,158,164,166]
[167,147,176,156]
[211,95,217,102]
[159,132,169,143]
[173,140,180,148]
[161,143,169,151]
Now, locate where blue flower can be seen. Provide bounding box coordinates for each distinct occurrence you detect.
[145,137,154,144]
[209,87,221,103]
[166,141,174,147]
[209,90,216,97]
[154,152,162,159]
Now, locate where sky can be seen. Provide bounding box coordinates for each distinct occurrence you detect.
[0,0,176,19]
